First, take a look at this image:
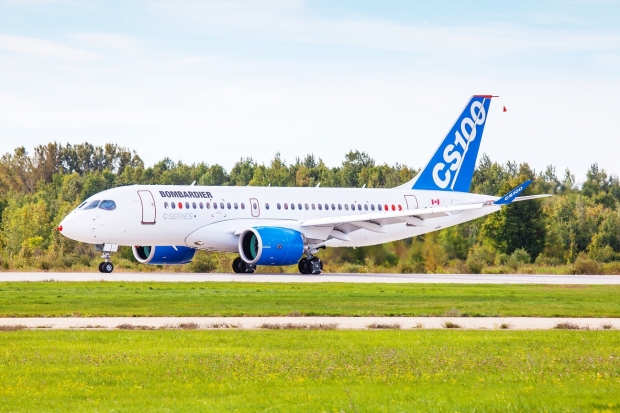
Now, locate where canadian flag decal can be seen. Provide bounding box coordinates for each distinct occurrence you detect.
[431,199,440,205]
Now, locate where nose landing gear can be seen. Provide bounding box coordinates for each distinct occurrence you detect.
[95,244,118,273]
[98,251,114,273]
[232,257,256,274]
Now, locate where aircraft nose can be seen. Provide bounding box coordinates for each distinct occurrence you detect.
[58,212,83,242]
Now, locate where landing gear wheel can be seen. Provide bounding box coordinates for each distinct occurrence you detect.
[298,258,311,274]
[99,262,114,273]
[309,257,322,275]
[232,257,244,273]
[232,257,256,274]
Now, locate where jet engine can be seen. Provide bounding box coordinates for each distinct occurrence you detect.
[132,245,196,265]
[238,227,304,266]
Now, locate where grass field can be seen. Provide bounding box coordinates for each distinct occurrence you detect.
[1,282,620,317]
[0,330,618,412]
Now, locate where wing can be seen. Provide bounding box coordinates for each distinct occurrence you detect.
[300,181,551,242]
[301,201,491,229]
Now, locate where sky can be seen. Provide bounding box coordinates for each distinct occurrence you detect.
[1,1,619,182]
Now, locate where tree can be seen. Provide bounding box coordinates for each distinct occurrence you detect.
[481,168,547,259]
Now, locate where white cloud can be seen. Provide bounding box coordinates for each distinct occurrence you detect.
[0,33,100,61]
[69,33,146,53]
[164,56,221,69]
[594,53,620,67]
[153,0,620,56]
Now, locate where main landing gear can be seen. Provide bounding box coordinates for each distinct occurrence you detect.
[232,257,256,274]
[98,251,114,273]
[298,256,323,275]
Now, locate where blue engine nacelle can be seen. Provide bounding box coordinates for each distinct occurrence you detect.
[238,227,305,266]
[132,245,196,265]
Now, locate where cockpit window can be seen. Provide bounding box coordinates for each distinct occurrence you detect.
[82,200,100,210]
[98,200,117,211]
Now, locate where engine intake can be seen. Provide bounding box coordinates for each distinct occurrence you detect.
[238,227,304,266]
[132,245,195,265]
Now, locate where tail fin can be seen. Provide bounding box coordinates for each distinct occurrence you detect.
[399,95,494,192]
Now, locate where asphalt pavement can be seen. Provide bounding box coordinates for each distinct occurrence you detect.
[1,272,620,284]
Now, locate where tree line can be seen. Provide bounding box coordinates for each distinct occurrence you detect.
[0,142,619,274]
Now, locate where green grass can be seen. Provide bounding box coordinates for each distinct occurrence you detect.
[1,282,620,317]
[1,330,619,412]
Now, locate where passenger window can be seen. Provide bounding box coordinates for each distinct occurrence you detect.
[206,202,211,209]
[391,204,395,211]
[298,203,302,210]
[378,204,382,211]
[178,202,183,209]
[83,200,100,210]
[338,204,342,210]
[241,203,245,209]
[331,204,335,210]
[364,204,368,211]
[234,203,238,209]
[199,202,204,209]
[318,204,322,210]
[371,204,375,211]
[291,203,296,210]
[311,204,315,210]
[284,203,289,210]
[171,202,176,209]
[227,203,231,209]
[164,202,169,209]
[305,203,309,210]
[265,203,270,210]
[221,202,225,209]
[193,202,197,209]
[277,203,281,210]
[357,204,362,211]
[344,204,349,211]
[213,203,218,209]
[185,202,190,209]
[253,203,257,210]
[324,203,329,210]
[398,204,402,211]
[351,204,355,211]
[100,200,116,211]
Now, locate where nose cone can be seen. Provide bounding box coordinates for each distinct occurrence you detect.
[58,211,89,243]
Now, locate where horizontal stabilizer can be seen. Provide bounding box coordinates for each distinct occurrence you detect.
[512,194,553,202]
[494,180,532,205]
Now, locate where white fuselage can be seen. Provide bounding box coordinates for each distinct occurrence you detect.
[59,184,500,252]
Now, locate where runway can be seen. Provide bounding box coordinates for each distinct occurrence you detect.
[1,272,620,284]
[1,316,618,330]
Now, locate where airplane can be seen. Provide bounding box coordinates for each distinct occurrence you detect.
[58,95,550,274]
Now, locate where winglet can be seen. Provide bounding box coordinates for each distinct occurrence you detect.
[494,180,532,205]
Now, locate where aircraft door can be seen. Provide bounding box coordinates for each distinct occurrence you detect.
[404,195,418,210]
[138,190,156,224]
[250,198,260,217]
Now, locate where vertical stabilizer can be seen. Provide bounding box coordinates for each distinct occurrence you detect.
[399,95,494,192]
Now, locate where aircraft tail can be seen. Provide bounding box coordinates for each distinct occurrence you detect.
[398,95,494,192]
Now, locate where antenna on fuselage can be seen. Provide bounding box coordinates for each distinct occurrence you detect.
[316,183,321,187]
[362,184,366,188]
[190,181,196,186]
